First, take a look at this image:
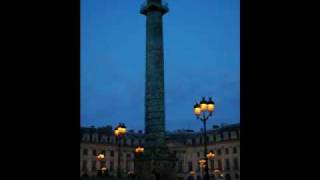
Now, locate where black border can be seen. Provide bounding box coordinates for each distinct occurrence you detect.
[3,0,80,179]
[4,0,312,179]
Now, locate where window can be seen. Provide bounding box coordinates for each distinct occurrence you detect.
[217,149,221,155]
[225,148,229,155]
[210,159,214,170]
[235,173,240,179]
[223,132,230,140]
[92,160,96,171]
[92,149,96,156]
[126,160,129,172]
[197,162,200,172]
[127,153,131,159]
[231,131,237,139]
[233,147,237,154]
[216,134,221,142]
[218,160,222,170]
[212,135,216,142]
[82,133,90,141]
[233,157,239,170]
[225,174,231,180]
[225,158,230,170]
[82,160,87,171]
[188,161,193,171]
[110,150,114,157]
[92,133,99,142]
[83,148,88,155]
[110,161,114,172]
[197,152,200,157]
[178,160,183,173]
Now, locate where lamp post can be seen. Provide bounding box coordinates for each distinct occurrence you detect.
[96,151,106,176]
[207,151,215,178]
[114,123,127,178]
[214,169,223,179]
[193,97,215,180]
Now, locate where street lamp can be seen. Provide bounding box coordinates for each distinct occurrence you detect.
[198,158,206,168]
[101,166,107,176]
[207,151,215,160]
[193,97,216,180]
[214,169,223,179]
[135,146,144,155]
[96,152,105,161]
[114,123,127,178]
[96,151,106,177]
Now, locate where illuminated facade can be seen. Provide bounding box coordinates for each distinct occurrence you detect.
[80,123,240,180]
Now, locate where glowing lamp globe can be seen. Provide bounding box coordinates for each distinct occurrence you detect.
[200,97,208,112]
[194,103,201,116]
[114,129,119,136]
[207,151,215,159]
[207,97,215,113]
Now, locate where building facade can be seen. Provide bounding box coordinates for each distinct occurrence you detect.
[80,123,240,180]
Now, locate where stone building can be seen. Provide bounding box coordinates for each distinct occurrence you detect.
[80,123,240,180]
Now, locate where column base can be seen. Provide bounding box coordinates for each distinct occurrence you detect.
[134,146,176,180]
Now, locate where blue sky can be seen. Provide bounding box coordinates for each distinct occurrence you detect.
[81,0,240,131]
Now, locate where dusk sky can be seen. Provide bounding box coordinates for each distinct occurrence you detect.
[81,0,240,131]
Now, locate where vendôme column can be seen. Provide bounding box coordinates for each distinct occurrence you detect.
[137,1,176,179]
[141,0,168,148]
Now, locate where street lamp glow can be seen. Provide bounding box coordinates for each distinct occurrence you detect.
[114,129,119,136]
[114,123,127,137]
[194,103,201,116]
[193,97,216,180]
[207,151,215,159]
[114,123,127,178]
[199,158,206,169]
[214,169,221,176]
[96,153,105,161]
[135,146,144,154]
[199,159,206,165]
[207,97,215,113]
[200,97,208,112]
